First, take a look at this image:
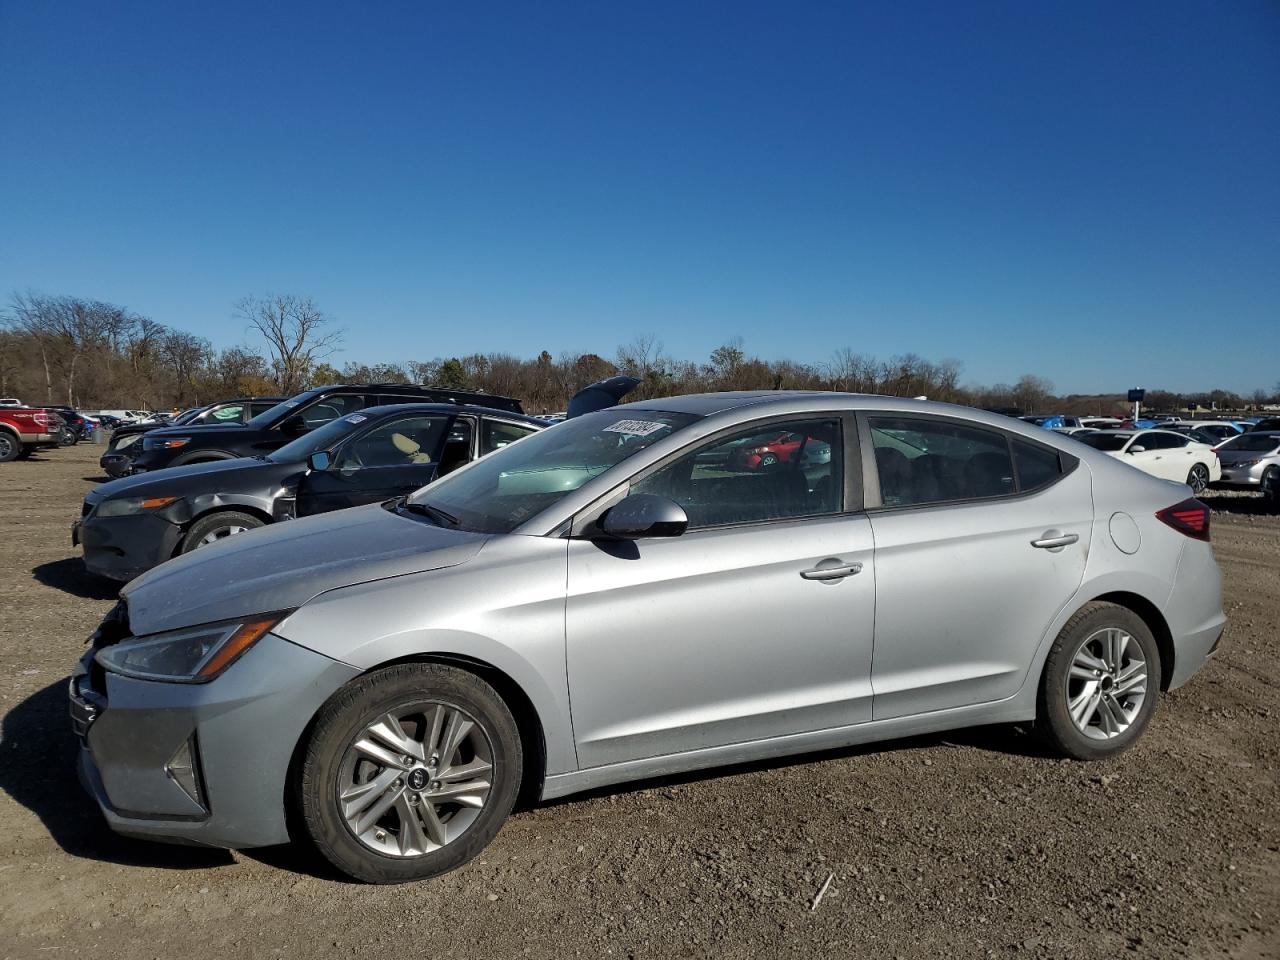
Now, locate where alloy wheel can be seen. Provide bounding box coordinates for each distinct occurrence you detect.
[336,702,494,858]
[1065,627,1148,740]
[198,524,247,546]
[1187,464,1209,494]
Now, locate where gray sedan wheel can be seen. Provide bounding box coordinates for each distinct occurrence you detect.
[298,663,522,883]
[1036,601,1161,760]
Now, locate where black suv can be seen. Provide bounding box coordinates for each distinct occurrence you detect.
[127,384,524,474]
[100,397,285,477]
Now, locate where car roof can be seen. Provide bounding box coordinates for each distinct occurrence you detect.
[354,402,546,425]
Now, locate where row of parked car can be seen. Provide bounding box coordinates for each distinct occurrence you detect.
[1018,413,1280,502]
[74,379,641,580]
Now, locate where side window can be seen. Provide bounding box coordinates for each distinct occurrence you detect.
[481,420,538,455]
[630,419,843,529]
[1162,432,1189,448]
[249,401,277,418]
[438,419,474,476]
[288,394,366,431]
[209,403,245,422]
[1012,440,1061,492]
[870,417,1014,506]
[338,416,451,470]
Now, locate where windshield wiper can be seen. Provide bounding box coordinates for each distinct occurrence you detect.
[399,498,458,528]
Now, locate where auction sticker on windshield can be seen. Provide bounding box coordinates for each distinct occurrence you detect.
[345,414,367,423]
[602,419,668,437]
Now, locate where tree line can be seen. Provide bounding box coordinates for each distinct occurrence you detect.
[2,292,1275,415]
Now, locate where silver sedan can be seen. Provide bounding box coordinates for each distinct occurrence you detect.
[71,393,1226,882]
[1212,430,1280,490]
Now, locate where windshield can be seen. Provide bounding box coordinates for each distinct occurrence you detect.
[1077,432,1131,451]
[267,412,372,462]
[1218,433,1280,453]
[408,408,700,533]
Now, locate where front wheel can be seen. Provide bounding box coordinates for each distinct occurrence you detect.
[1187,463,1210,494]
[178,510,264,553]
[298,663,522,883]
[1036,602,1161,760]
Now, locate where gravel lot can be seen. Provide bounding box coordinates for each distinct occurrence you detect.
[1,445,1277,960]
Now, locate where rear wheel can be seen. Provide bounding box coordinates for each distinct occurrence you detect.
[178,510,264,554]
[1036,602,1161,760]
[298,663,521,883]
[1186,463,1209,494]
[0,433,19,462]
[58,427,77,446]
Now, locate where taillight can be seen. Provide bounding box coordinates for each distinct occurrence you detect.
[1156,498,1210,542]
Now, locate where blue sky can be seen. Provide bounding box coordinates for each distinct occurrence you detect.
[1,1,1276,393]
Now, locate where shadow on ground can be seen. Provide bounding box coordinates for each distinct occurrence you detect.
[32,558,119,600]
[537,721,1055,811]
[1202,492,1278,517]
[0,680,234,870]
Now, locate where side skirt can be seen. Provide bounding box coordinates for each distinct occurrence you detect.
[540,694,1035,801]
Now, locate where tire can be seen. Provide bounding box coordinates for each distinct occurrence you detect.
[0,432,19,462]
[298,663,522,884]
[58,428,77,447]
[1186,463,1209,495]
[1261,466,1278,503]
[1036,601,1161,760]
[178,510,265,554]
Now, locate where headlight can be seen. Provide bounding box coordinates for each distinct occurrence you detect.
[96,495,181,517]
[96,614,288,683]
[113,433,140,451]
[143,436,190,451]
[1234,459,1260,467]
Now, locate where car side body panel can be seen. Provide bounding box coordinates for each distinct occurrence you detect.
[273,535,578,775]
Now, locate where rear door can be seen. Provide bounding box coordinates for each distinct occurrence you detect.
[296,413,456,516]
[863,414,1092,719]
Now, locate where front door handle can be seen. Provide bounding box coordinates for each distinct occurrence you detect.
[800,561,863,581]
[1031,531,1079,551]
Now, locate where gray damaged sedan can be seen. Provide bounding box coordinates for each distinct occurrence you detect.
[71,392,1226,883]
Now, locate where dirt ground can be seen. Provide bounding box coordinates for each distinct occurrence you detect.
[1,444,1276,960]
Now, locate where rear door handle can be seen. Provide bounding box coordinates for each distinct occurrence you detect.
[800,561,863,581]
[1031,531,1079,551]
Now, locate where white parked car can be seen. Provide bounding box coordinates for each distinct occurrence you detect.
[1075,429,1220,493]
[0,398,24,407]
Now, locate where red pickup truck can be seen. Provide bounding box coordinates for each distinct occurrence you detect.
[0,407,64,462]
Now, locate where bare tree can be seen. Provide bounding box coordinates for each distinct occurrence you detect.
[236,294,343,394]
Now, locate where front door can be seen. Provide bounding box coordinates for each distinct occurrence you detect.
[863,415,1092,719]
[565,416,875,768]
[297,413,457,516]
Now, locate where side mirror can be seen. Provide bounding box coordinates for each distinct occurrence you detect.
[1127,445,1145,454]
[307,451,331,471]
[598,494,688,539]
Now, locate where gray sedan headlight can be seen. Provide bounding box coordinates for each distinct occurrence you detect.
[96,495,181,518]
[95,614,287,683]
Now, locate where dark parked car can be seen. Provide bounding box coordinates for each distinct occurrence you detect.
[76,404,547,580]
[47,406,95,444]
[100,397,284,478]
[126,384,523,475]
[1249,417,1280,433]
[74,378,640,580]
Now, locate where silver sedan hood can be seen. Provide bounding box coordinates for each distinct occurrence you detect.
[121,503,488,636]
